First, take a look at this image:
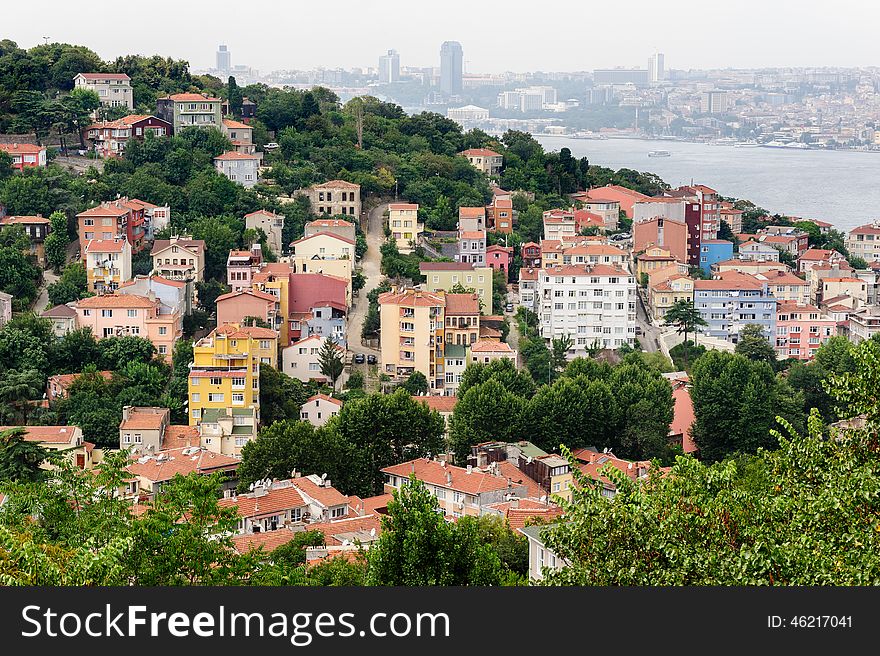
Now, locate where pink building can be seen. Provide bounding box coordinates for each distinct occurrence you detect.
[585,185,650,218]
[215,288,281,333]
[774,302,837,361]
[226,243,263,291]
[633,217,689,265]
[74,294,181,359]
[486,244,512,277]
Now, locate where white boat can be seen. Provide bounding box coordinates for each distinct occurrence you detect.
[713,137,737,146]
[647,150,671,157]
[734,141,760,148]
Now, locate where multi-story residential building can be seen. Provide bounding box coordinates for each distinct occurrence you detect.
[458,206,486,232]
[542,209,578,241]
[216,288,282,336]
[382,458,529,518]
[635,246,681,280]
[287,272,348,346]
[518,524,564,581]
[846,223,880,263]
[720,207,743,234]
[572,447,655,498]
[518,267,539,309]
[281,334,345,384]
[798,248,846,274]
[302,180,361,218]
[245,210,284,255]
[77,197,154,256]
[584,185,650,218]
[649,274,695,321]
[521,242,541,269]
[775,302,836,360]
[581,198,620,231]
[855,264,880,306]
[444,292,481,347]
[541,240,628,270]
[486,197,513,234]
[73,72,133,110]
[486,244,512,278]
[633,217,689,265]
[677,184,720,241]
[760,232,808,258]
[0,425,92,470]
[83,115,172,158]
[698,239,734,274]
[714,258,787,276]
[693,271,777,344]
[808,263,855,305]
[156,93,222,132]
[420,261,493,307]
[288,231,354,300]
[0,215,51,266]
[847,305,880,343]
[125,446,239,501]
[150,234,206,282]
[820,276,868,305]
[469,340,516,366]
[226,243,263,291]
[439,343,467,396]
[458,228,486,265]
[118,406,171,453]
[221,118,257,155]
[220,478,310,534]
[388,203,423,254]
[74,293,181,357]
[459,148,503,176]
[199,407,257,456]
[632,196,687,224]
[756,269,810,305]
[214,151,259,187]
[41,303,77,337]
[304,218,356,243]
[0,143,47,169]
[300,394,342,427]
[84,238,132,293]
[214,323,278,368]
[700,90,728,114]
[739,239,781,262]
[188,324,275,428]
[536,264,637,355]
[379,288,446,388]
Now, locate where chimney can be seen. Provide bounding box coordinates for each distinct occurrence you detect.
[445,471,452,485]
[466,464,472,475]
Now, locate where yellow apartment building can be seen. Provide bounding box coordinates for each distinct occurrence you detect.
[388,203,423,254]
[649,274,696,321]
[378,288,446,392]
[419,261,492,309]
[188,323,278,426]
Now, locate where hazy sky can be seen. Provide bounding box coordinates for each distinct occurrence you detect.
[5,0,879,74]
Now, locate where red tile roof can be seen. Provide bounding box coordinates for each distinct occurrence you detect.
[378,289,444,307]
[76,294,157,309]
[459,230,486,240]
[214,151,259,161]
[119,408,167,431]
[222,118,251,129]
[126,447,238,482]
[388,203,419,210]
[382,458,516,495]
[290,231,355,246]
[493,461,545,499]
[470,339,513,353]
[0,426,80,444]
[311,180,360,190]
[164,93,220,102]
[0,143,46,155]
[306,393,343,407]
[291,476,350,508]
[215,288,278,304]
[77,202,132,217]
[460,148,501,157]
[444,292,480,315]
[458,207,486,218]
[413,396,458,413]
[1,215,50,225]
[220,484,308,519]
[85,238,128,253]
[419,261,479,271]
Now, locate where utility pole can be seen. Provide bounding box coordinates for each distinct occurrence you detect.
[42,36,50,45]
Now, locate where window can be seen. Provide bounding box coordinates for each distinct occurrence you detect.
[210,377,222,386]
[101,309,113,318]
[159,326,167,335]
[208,393,224,402]
[232,393,244,404]
[83,309,91,317]
[331,507,345,518]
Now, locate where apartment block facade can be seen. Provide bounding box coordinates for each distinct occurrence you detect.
[693,272,777,343]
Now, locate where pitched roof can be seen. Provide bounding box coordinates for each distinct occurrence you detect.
[849,224,880,236]
[382,458,516,495]
[444,292,480,315]
[222,118,251,129]
[161,425,200,450]
[378,289,444,307]
[77,202,132,217]
[458,207,486,218]
[85,238,128,253]
[388,203,419,210]
[0,143,45,155]
[306,218,354,229]
[541,264,631,277]
[459,230,486,240]
[219,484,308,519]
[41,304,77,318]
[119,408,167,431]
[125,447,238,482]
[214,151,259,161]
[163,93,220,102]
[76,294,157,309]
[460,148,501,157]
[1,215,49,225]
[290,231,355,246]
[214,288,278,304]
[413,395,457,413]
[0,426,79,444]
[311,180,361,190]
[493,460,546,499]
[305,393,343,407]
[290,475,350,508]
[47,371,113,391]
[470,339,513,353]
[77,72,130,80]
[214,324,279,339]
[693,271,766,291]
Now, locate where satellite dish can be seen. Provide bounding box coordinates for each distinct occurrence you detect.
[249,483,255,491]
[370,528,376,538]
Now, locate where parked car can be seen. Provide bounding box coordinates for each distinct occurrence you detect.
[635,326,643,335]
[264,142,280,150]
[505,303,514,313]
[367,354,377,365]
[353,353,365,364]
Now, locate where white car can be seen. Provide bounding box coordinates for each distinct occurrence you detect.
[264,142,280,149]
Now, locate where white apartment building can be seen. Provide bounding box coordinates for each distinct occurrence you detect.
[537,264,637,355]
[73,73,134,110]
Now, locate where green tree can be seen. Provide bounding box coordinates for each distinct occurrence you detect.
[0,427,49,482]
[550,334,573,377]
[59,88,101,149]
[317,337,345,391]
[43,210,69,273]
[98,335,156,370]
[0,369,44,424]
[663,299,707,367]
[227,76,243,117]
[0,314,55,377]
[259,364,309,426]
[46,261,90,307]
[450,379,524,462]
[735,323,778,366]
[399,370,428,395]
[366,477,502,585]
[194,279,230,316]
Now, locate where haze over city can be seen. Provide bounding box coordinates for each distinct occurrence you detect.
[6,0,880,73]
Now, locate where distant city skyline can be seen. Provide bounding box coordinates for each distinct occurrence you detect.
[6,0,880,74]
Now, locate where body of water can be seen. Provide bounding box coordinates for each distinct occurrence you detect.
[535,135,880,233]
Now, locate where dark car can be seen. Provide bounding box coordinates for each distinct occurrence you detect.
[367,354,377,365]
[353,353,365,364]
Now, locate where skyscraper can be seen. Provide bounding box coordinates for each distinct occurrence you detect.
[216,45,231,74]
[439,41,463,96]
[649,53,665,82]
[378,49,400,84]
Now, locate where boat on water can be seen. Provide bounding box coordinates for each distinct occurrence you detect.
[647,150,671,157]
[734,141,760,148]
[713,137,737,146]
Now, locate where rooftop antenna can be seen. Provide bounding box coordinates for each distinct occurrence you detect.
[42,36,50,45]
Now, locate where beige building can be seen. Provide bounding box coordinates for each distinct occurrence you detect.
[846,223,880,263]
[300,394,343,427]
[302,180,361,218]
[821,277,868,305]
[541,240,628,270]
[0,425,93,471]
[73,73,133,110]
[459,148,503,176]
[649,274,695,321]
[379,288,445,387]
[245,210,285,256]
[304,218,356,243]
[755,269,810,305]
[221,118,257,155]
[288,232,354,302]
[419,261,493,307]
[41,304,78,337]
[119,406,170,453]
[714,259,787,275]
[282,335,346,384]
[388,203,423,254]
[151,234,206,283]
[469,339,516,366]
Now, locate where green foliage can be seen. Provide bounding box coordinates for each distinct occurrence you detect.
[345,371,364,390]
[0,225,41,310]
[259,364,309,426]
[194,279,229,316]
[0,427,49,482]
[457,358,535,399]
[43,210,69,272]
[399,370,429,395]
[366,477,502,585]
[669,340,706,372]
[317,336,345,390]
[0,369,44,424]
[735,323,778,367]
[46,261,90,307]
[0,314,56,377]
[450,379,525,462]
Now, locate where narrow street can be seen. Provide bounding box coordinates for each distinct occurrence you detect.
[30,239,79,313]
[346,201,387,358]
[635,289,662,353]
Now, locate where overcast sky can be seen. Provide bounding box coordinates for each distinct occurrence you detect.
[5,0,878,74]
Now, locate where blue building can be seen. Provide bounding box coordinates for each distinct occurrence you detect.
[693,270,777,344]
[699,239,734,275]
